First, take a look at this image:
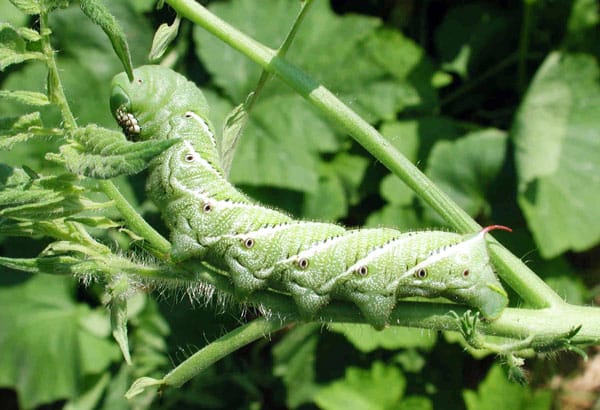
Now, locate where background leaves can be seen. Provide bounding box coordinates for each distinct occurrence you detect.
[1,0,599,409]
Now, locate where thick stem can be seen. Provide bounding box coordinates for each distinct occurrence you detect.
[161,316,291,388]
[164,0,563,309]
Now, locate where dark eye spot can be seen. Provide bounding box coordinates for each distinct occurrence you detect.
[185,112,193,118]
[136,79,143,84]
[243,238,254,248]
[202,203,212,212]
[298,258,309,269]
[415,268,427,279]
[356,265,368,276]
[462,269,470,277]
[184,153,195,162]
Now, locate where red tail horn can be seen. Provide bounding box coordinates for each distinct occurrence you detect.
[481,225,512,235]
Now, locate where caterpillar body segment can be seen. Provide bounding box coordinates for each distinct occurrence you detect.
[111,66,509,326]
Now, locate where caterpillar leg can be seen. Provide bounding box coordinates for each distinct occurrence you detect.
[286,282,331,320]
[344,293,396,330]
[223,253,268,296]
[170,231,207,262]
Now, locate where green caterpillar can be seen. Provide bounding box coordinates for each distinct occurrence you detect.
[110,65,509,327]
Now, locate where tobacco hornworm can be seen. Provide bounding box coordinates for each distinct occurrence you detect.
[110,65,509,327]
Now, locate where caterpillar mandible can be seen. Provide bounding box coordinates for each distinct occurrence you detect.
[110,65,509,327]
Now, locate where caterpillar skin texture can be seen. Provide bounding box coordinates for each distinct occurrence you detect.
[110,66,508,327]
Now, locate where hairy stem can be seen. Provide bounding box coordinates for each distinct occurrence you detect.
[164,0,563,309]
[40,9,172,259]
[161,316,291,388]
[39,13,77,129]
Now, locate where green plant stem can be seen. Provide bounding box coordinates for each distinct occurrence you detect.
[165,0,563,310]
[128,295,599,395]
[244,0,314,114]
[161,316,291,388]
[40,9,172,259]
[97,180,171,257]
[39,13,77,129]
[168,263,598,346]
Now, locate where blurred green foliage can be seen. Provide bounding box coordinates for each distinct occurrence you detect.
[1,0,599,409]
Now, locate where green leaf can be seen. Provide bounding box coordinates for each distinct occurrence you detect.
[0,255,85,276]
[513,52,600,257]
[58,124,178,178]
[109,297,131,364]
[195,0,437,191]
[0,89,49,105]
[426,129,507,222]
[302,153,369,220]
[393,349,426,373]
[0,166,92,220]
[462,365,553,410]
[8,0,41,15]
[314,362,406,410]
[435,3,515,79]
[0,46,45,70]
[564,0,599,52]
[80,0,133,80]
[329,323,437,353]
[0,112,61,150]
[1,2,29,26]
[228,94,337,192]
[148,15,181,62]
[0,274,119,409]
[273,324,321,408]
[379,117,464,207]
[365,204,423,231]
[398,396,433,410]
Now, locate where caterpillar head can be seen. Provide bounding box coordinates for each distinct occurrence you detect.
[110,65,212,143]
[412,225,509,320]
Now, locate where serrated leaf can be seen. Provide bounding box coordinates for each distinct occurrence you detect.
[329,323,437,353]
[513,52,600,257]
[80,0,133,80]
[462,365,553,410]
[8,0,41,15]
[148,15,181,62]
[0,90,49,105]
[0,112,44,149]
[0,165,94,220]
[314,362,406,410]
[59,125,178,178]
[16,26,41,42]
[0,255,83,275]
[0,23,45,70]
[65,215,120,229]
[0,47,45,70]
